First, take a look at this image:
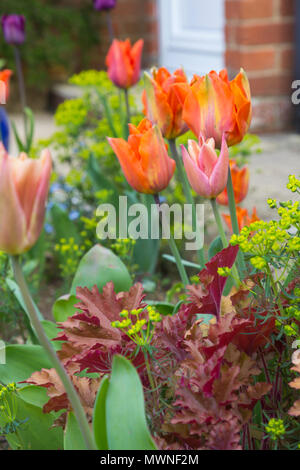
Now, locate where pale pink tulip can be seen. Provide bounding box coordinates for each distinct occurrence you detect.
[0,144,52,254]
[181,134,229,198]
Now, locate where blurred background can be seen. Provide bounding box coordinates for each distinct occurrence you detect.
[0,0,296,133]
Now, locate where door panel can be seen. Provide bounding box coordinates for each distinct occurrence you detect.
[158,0,225,76]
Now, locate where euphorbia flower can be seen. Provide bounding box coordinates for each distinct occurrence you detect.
[142,67,189,140]
[217,160,249,205]
[181,134,229,198]
[1,15,26,45]
[223,206,259,232]
[108,118,175,194]
[106,38,144,89]
[94,0,117,10]
[174,69,252,148]
[0,69,12,102]
[0,145,52,254]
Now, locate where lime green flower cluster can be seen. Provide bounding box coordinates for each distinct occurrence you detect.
[55,97,89,131]
[265,419,286,440]
[111,238,136,258]
[230,179,300,272]
[287,174,300,193]
[69,70,115,94]
[111,306,161,347]
[55,236,92,278]
[217,267,232,277]
[0,383,17,423]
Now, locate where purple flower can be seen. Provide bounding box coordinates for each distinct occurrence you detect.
[1,15,26,45]
[94,0,117,11]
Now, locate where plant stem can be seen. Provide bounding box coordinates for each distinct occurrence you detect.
[13,46,27,140]
[168,139,205,268]
[226,165,246,275]
[11,256,96,450]
[154,194,189,286]
[124,88,130,124]
[210,198,240,286]
[106,10,114,43]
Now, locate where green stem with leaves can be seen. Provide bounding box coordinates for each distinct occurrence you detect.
[168,139,205,268]
[154,194,189,286]
[227,165,246,275]
[210,198,240,286]
[11,256,96,451]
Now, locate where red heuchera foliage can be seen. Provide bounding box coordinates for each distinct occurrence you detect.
[186,245,239,319]
[288,362,300,417]
[54,282,147,375]
[156,313,271,450]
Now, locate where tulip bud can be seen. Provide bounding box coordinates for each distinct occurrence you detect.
[106,38,144,89]
[0,145,52,254]
[94,0,117,10]
[1,15,26,45]
[181,134,229,199]
[108,118,175,194]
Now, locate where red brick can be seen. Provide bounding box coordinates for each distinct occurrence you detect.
[233,22,294,46]
[280,0,295,16]
[249,74,294,95]
[280,46,295,69]
[226,0,274,20]
[226,48,276,71]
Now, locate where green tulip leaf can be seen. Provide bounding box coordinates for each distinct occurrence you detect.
[64,412,87,450]
[93,375,109,450]
[71,244,132,295]
[52,294,78,322]
[105,355,156,450]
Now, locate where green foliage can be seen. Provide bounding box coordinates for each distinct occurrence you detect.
[0,0,101,91]
[93,356,156,450]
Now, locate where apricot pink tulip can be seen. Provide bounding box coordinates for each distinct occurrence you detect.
[0,145,52,254]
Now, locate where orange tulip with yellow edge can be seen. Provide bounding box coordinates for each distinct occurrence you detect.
[0,69,12,102]
[174,68,252,148]
[217,160,249,205]
[142,67,189,139]
[108,118,176,194]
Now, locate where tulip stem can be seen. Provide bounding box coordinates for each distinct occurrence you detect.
[168,139,205,268]
[124,88,130,124]
[154,194,189,286]
[11,255,97,451]
[13,46,28,140]
[210,198,240,287]
[105,10,114,43]
[226,166,247,275]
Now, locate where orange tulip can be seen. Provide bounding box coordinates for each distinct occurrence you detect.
[223,206,259,232]
[105,38,144,89]
[0,69,12,102]
[142,67,189,139]
[174,68,251,148]
[216,160,249,205]
[0,144,52,254]
[108,118,175,194]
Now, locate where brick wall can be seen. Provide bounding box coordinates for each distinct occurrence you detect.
[225,0,295,131]
[92,0,158,69]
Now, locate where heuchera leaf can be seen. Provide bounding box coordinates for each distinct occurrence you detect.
[186,245,239,319]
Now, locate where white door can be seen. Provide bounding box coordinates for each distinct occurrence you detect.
[158,0,225,76]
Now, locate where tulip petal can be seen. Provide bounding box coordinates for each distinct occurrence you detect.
[181,144,212,198]
[108,137,151,193]
[26,149,52,249]
[0,149,27,254]
[198,141,218,177]
[138,126,175,193]
[130,39,144,86]
[144,71,173,138]
[209,134,229,197]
